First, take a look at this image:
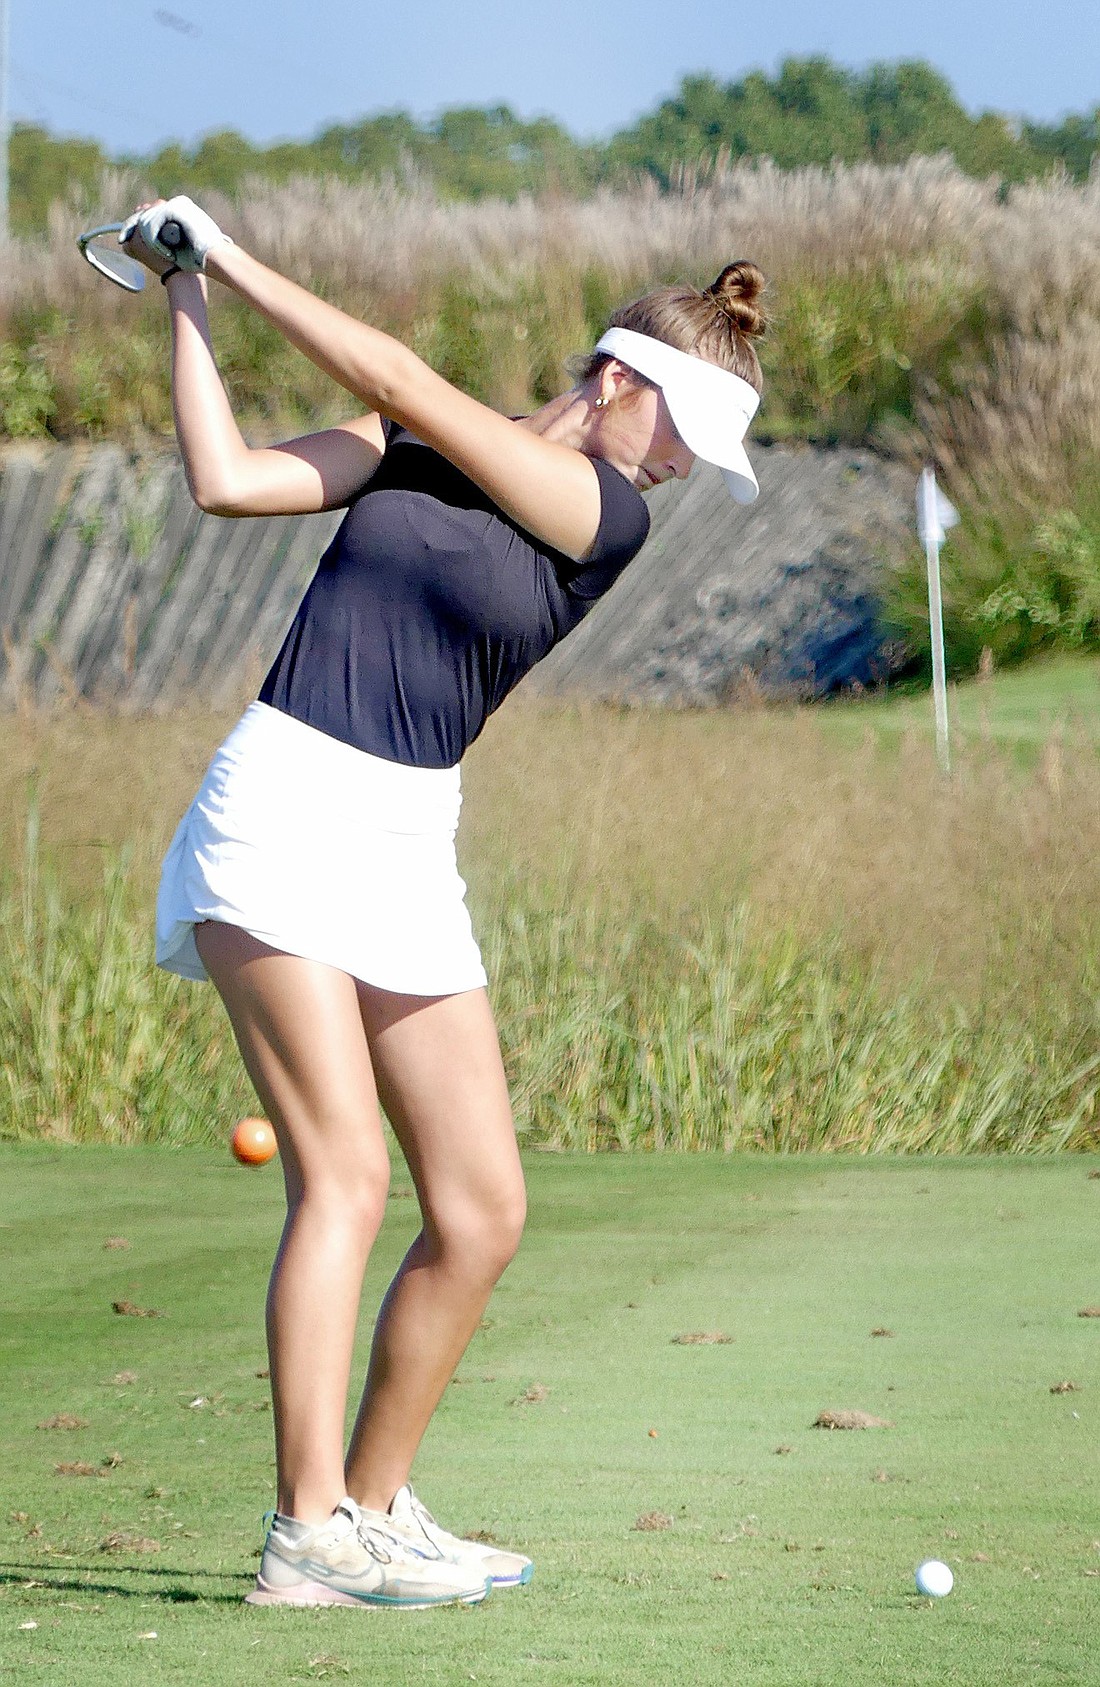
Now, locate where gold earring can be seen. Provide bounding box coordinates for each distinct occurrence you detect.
[594,395,608,409]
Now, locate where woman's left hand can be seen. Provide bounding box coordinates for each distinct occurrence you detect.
[119,201,178,278]
[128,193,233,272]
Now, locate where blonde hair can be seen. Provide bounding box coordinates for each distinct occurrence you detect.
[583,262,767,395]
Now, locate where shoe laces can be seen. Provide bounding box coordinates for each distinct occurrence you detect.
[396,1486,458,1556]
[407,1489,443,1534]
[330,1498,394,1563]
[354,1510,440,1564]
[355,1523,398,1564]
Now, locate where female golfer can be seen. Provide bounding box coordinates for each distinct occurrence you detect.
[123,195,766,1610]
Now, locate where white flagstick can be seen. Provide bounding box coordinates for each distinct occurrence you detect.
[917,467,959,774]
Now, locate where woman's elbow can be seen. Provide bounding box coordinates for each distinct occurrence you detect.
[188,470,245,517]
[367,340,427,419]
[196,493,244,518]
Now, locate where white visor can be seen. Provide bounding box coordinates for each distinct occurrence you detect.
[595,327,761,503]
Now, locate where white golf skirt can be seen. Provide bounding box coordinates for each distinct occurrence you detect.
[155,702,488,995]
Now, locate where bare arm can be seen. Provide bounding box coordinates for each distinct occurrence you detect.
[204,245,603,558]
[163,270,385,517]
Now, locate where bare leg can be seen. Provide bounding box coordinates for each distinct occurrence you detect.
[344,984,526,1512]
[194,922,391,1525]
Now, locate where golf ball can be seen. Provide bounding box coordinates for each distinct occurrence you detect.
[231,1117,278,1166]
[915,1559,954,1598]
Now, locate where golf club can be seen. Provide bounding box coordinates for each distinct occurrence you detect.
[77,219,186,291]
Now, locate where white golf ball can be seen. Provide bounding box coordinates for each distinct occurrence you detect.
[915,1559,954,1597]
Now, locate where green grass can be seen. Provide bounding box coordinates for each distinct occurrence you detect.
[821,654,1100,756]
[2,1149,1098,1685]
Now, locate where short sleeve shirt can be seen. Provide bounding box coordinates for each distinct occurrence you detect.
[259,423,651,768]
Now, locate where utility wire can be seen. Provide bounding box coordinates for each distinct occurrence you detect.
[14,0,413,162]
[10,61,171,134]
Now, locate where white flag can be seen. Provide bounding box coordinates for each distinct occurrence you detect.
[917,466,959,545]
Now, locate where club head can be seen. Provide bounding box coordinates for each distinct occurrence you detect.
[78,222,146,292]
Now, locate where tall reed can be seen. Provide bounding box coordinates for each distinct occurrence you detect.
[3,701,1098,1152]
[0,800,254,1143]
[4,843,1096,1152]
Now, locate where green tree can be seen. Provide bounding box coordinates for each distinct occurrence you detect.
[10,124,108,233]
[1024,109,1100,179]
[137,128,262,198]
[421,105,595,198]
[862,61,967,157]
[606,60,870,179]
[770,57,867,163]
[11,59,1100,239]
[307,112,429,180]
[126,105,595,206]
[605,57,1060,185]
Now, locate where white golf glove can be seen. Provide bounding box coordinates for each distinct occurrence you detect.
[126,195,234,272]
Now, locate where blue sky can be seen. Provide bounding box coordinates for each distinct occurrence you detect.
[18,0,1100,155]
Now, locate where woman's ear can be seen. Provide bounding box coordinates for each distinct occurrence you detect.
[597,361,645,409]
[595,362,621,407]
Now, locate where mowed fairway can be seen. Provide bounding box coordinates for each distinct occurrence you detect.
[2,1149,1097,1686]
[820,654,1100,759]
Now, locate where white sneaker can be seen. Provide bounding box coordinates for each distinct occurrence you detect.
[245,1497,492,1608]
[376,1484,533,1589]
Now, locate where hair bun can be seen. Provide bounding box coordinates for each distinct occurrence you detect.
[705,262,766,339]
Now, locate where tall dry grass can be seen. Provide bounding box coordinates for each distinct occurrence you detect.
[2,698,1098,1150]
[4,157,1100,668]
[3,157,1096,449]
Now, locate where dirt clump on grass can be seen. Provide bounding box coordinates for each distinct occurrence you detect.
[304,1657,351,1680]
[632,1511,674,1531]
[813,1409,894,1430]
[99,1531,161,1553]
[512,1383,549,1406]
[112,1299,165,1318]
[870,1327,895,1337]
[103,1237,130,1250]
[56,1453,122,1477]
[671,1331,733,1345]
[36,1413,87,1430]
[1050,1380,1081,1393]
[1078,1307,1100,1318]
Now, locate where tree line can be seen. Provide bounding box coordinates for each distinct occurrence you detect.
[13,55,1100,232]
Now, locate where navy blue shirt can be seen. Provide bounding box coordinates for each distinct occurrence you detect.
[260,423,651,768]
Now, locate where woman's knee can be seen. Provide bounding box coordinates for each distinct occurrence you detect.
[427,1182,527,1278]
[290,1140,391,1236]
[486,1183,527,1269]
